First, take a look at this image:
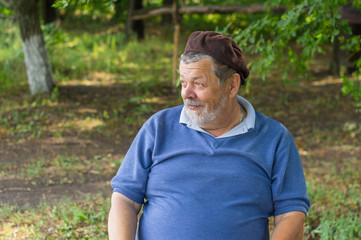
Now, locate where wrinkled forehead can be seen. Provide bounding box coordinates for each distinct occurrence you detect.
[179,59,213,77]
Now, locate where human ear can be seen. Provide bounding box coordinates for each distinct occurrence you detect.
[228,73,241,97]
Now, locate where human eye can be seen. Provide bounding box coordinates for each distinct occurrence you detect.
[180,80,187,87]
[195,81,205,88]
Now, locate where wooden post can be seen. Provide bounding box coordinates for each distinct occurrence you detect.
[172,0,180,92]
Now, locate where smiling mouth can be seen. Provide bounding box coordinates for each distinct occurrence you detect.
[188,105,201,110]
[185,99,204,110]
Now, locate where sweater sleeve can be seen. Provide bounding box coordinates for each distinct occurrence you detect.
[110,121,154,204]
[271,127,311,216]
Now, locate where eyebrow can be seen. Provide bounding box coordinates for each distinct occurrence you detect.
[179,75,204,81]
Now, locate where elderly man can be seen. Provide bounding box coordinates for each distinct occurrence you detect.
[108,31,310,240]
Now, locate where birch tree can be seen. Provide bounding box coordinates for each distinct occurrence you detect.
[12,0,55,95]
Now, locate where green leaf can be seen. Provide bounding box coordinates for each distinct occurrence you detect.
[315,33,323,39]
[52,0,70,9]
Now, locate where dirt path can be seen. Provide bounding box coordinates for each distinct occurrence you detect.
[0,135,132,206]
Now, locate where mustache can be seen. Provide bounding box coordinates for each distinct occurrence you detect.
[184,99,205,107]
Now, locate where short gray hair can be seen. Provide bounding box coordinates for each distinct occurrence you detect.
[180,51,237,86]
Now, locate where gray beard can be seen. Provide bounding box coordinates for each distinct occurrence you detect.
[184,96,227,127]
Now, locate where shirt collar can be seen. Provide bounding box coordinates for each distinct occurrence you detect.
[179,95,256,138]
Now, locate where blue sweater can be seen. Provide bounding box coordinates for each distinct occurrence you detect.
[111,105,310,240]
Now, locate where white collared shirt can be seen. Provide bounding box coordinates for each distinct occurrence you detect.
[179,96,256,138]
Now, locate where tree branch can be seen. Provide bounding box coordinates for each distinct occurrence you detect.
[0,0,12,8]
[131,4,288,20]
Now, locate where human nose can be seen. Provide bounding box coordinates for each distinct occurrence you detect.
[181,82,196,99]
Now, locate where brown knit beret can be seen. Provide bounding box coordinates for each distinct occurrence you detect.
[184,31,249,85]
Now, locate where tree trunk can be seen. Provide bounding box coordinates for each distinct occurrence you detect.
[113,0,123,22]
[161,0,172,25]
[42,0,59,25]
[125,0,135,40]
[13,0,55,95]
[331,36,340,75]
[126,0,144,40]
[133,0,144,40]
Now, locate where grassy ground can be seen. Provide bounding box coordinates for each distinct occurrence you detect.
[0,19,360,239]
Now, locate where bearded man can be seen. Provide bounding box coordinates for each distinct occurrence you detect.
[108,31,310,240]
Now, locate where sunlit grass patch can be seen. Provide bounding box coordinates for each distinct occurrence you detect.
[0,86,174,139]
[0,154,122,184]
[49,28,174,88]
[0,194,109,239]
[72,118,105,131]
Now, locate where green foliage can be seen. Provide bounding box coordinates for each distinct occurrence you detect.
[304,156,361,239]
[182,13,262,36]
[146,0,264,6]
[311,213,361,239]
[52,0,71,9]
[0,19,27,93]
[53,0,115,14]
[203,0,265,5]
[223,0,361,106]
[342,74,361,106]
[0,3,13,15]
